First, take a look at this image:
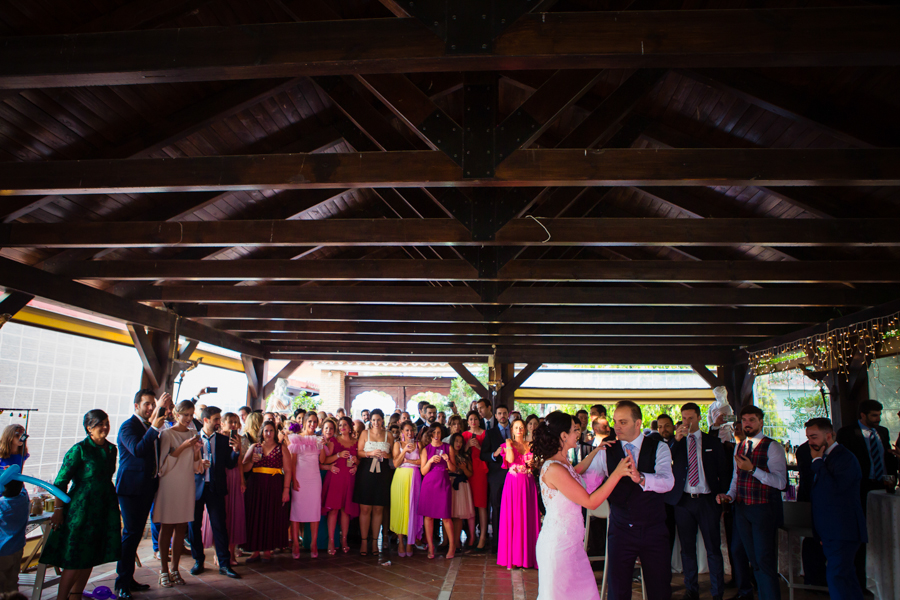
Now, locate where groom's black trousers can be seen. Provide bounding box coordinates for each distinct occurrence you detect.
[607,518,672,600]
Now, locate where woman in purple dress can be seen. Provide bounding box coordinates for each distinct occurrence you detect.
[498,418,540,569]
[321,416,359,555]
[418,423,457,559]
[242,420,292,562]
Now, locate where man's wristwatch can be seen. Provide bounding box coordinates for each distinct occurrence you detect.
[638,474,646,487]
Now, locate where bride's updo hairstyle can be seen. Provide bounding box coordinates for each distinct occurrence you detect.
[531,411,574,472]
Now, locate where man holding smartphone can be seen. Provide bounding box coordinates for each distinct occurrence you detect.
[115,390,171,599]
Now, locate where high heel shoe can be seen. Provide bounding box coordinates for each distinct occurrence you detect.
[327,542,337,556]
[310,549,318,558]
[359,538,368,556]
[341,536,350,554]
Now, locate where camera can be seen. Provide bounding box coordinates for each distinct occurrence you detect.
[202,387,218,394]
[721,415,737,423]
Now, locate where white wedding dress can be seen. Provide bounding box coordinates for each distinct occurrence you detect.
[535,459,601,600]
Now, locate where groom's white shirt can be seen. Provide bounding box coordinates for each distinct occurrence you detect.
[583,433,675,493]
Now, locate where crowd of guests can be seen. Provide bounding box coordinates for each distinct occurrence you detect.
[0,388,897,600]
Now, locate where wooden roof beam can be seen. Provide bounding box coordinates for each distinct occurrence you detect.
[3,8,898,88]
[7,217,900,248]
[0,256,266,358]
[2,148,899,195]
[128,284,898,308]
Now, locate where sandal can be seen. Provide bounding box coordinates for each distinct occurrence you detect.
[360,538,368,556]
[341,535,350,554]
[170,571,185,586]
[158,572,173,588]
[327,541,336,556]
[310,549,318,558]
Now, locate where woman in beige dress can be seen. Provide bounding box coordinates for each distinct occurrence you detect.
[152,400,202,588]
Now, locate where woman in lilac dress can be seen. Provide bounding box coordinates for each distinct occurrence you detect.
[289,412,324,558]
[321,416,359,555]
[498,418,540,569]
[418,423,457,559]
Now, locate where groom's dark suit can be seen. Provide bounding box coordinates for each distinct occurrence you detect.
[480,421,510,551]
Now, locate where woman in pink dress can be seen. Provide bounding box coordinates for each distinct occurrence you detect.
[289,412,324,558]
[462,410,489,552]
[321,416,359,555]
[419,423,457,559]
[498,418,540,569]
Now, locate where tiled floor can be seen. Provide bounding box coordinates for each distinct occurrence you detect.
[51,541,826,600]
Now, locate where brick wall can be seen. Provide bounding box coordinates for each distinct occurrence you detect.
[317,369,346,414]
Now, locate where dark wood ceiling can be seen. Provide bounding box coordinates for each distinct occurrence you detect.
[1,0,899,366]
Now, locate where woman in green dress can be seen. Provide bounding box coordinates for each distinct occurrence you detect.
[42,409,121,599]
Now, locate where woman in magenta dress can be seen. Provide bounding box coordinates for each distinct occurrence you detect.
[321,416,359,555]
[289,412,324,558]
[418,423,457,559]
[498,418,540,569]
[242,420,292,562]
[462,410,489,552]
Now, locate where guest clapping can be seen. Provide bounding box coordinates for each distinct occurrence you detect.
[243,420,292,563]
[42,410,121,599]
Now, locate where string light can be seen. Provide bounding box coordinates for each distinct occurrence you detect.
[749,312,900,381]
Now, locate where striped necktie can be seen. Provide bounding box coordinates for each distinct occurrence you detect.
[688,434,700,487]
[869,430,884,479]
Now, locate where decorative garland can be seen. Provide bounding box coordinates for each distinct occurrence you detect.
[748,312,900,379]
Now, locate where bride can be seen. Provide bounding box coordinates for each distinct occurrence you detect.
[534,411,634,600]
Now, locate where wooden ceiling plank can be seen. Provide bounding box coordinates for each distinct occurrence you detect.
[2,148,899,195]
[2,8,898,88]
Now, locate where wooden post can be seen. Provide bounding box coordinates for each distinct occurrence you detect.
[128,324,174,398]
[242,355,268,410]
[499,363,542,409]
[824,353,869,431]
[721,362,754,414]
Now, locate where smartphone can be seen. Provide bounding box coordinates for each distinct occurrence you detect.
[203,387,218,394]
[722,415,737,423]
[157,407,167,419]
[230,430,239,441]
[19,433,28,443]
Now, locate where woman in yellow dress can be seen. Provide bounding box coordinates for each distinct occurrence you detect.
[389,421,423,557]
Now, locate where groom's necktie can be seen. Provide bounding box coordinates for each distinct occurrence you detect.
[688,434,700,487]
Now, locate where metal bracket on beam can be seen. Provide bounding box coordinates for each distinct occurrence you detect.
[418,109,463,166]
[403,0,536,55]
[463,75,498,178]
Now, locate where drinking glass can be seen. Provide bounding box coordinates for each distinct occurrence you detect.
[884,475,897,495]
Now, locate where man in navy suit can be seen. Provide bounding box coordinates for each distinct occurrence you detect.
[115,390,170,600]
[807,417,867,600]
[480,404,511,553]
[188,406,241,578]
[665,403,730,600]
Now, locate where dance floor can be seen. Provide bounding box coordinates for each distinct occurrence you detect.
[50,539,826,600]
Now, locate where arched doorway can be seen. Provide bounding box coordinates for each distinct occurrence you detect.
[350,390,396,420]
[406,391,449,416]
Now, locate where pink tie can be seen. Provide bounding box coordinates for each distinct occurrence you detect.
[688,435,700,487]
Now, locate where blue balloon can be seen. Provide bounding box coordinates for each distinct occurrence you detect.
[0,465,71,504]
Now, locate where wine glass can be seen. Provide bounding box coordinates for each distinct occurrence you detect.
[884,475,897,495]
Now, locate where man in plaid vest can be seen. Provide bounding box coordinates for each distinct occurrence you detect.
[717,405,787,600]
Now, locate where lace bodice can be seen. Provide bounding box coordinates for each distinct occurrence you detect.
[539,459,588,531]
[363,440,391,453]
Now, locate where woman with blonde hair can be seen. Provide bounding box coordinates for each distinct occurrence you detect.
[242,412,263,446]
[153,400,203,587]
[0,424,29,471]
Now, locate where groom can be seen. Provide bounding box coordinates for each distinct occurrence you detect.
[584,401,675,600]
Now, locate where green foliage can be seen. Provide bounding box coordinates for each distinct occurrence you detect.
[409,390,453,414]
[447,364,489,412]
[753,378,790,441]
[291,391,321,412]
[782,391,829,432]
